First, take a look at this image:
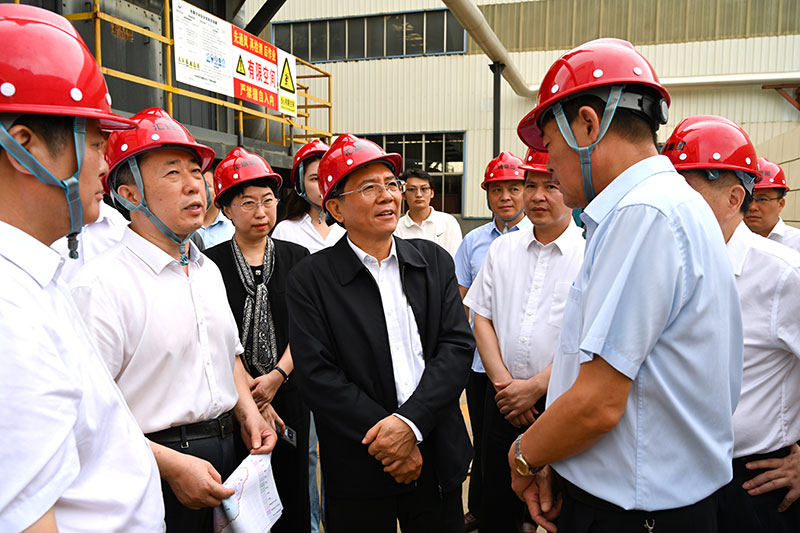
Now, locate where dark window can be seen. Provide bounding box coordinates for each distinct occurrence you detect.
[366,16,384,57]
[425,11,444,54]
[365,134,383,147]
[329,19,346,60]
[445,133,464,173]
[385,134,403,159]
[274,24,291,52]
[292,22,309,61]
[443,174,462,213]
[386,14,404,56]
[404,134,423,169]
[348,18,365,59]
[405,12,424,55]
[445,11,464,53]
[310,21,327,62]
[425,133,444,173]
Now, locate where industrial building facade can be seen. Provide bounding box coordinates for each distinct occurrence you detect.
[262,0,800,226]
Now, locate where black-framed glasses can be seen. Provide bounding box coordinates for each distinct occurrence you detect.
[233,197,280,211]
[753,196,782,204]
[406,185,432,195]
[337,180,405,200]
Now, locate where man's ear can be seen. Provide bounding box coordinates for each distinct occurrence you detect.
[429,186,435,200]
[117,183,142,205]
[222,205,232,220]
[778,197,786,212]
[326,197,345,224]
[729,184,746,215]
[2,124,41,176]
[575,105,601,146]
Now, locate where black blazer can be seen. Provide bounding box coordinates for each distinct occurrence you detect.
[286,236,475,498]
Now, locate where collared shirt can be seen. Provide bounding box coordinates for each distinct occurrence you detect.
[194,210,235,250]
[0,222,163,532]
[767,217,800,254]
[548,155,743,511]
[71,227,243,434]
[727,222,800,457]
[464,220,584,379]
[455,217,533,372]
[272,213,346,254]
[51,202,129,283]
[347,237,426,442]
[394,207,463,257]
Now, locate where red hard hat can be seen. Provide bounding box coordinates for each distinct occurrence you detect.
[755,157,788,192]
[662,115,758,176]
[213,147,282,207]
[317,134,402,208]
[517,38,670,151]
[0,4,134,130]
[105,107,216,193]
[482,152,525,189]
[290,139,329,187]
[519,148,550,174]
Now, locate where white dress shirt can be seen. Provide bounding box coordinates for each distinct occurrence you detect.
[0,222,163,532]
[70,228,243,434]
[51,202,129,283]
[347,237,426,441]
[464,220,585,379]
[394,207,463,257]
[767,217,800,254]
[272,213,346,253]
[728,222,800,457]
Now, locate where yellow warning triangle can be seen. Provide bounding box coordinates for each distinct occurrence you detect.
[280,58,295,94]
[236,55,246,76]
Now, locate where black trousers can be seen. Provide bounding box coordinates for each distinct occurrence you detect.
[234,383,311,533]
[717,447,800,533]
[324,461,464,533]
[465,370,488,518]
[159,432,238,533]
[555,474,719,533]
[480,384,545,533]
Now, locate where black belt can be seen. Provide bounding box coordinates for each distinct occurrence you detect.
[732,446,791,478]
[559,475,626,513]
[146,411,235,448]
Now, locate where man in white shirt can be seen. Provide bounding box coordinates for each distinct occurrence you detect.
[664,115,800,532]
[464,150,584,532]
[71,107,276,533]
[0,5,163,531]
[745,157,800,253]
[394,168,463,256]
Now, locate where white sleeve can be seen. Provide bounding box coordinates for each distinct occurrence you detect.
[463,241,495,319]
[443,216,464,258]
[0,311,81,531]
[70,277,127,379]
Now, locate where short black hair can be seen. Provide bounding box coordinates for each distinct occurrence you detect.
[9,114,74,157]
[540,91,659,148]
[400,168,432,187]
[217,177,278,208]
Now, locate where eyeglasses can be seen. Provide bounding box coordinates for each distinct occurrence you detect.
[233,197,280,211]
[406,186,432,196]
[337,180,405,200]
[753,196,782,204]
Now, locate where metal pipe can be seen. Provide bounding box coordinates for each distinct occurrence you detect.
[490,62,505,157]
[93,0,101,67]
[164,0,174,116]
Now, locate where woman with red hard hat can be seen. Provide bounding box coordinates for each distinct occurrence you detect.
[205,147,312,533]
[273,138,346,253]
[745,157,800,251]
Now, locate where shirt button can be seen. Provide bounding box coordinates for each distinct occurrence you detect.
[535,284,541,289]
[521,337,527,343]
[526,311,533,316]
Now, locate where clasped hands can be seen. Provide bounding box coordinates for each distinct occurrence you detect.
[362,415,422,484]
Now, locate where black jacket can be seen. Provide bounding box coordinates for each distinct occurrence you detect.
[286,236,475,498]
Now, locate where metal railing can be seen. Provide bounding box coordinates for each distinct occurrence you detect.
[60,0,332,147]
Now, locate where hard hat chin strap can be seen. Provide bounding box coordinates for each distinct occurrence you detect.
[0,117,86,259]
[111,157,193,266]
[485,197,524,234]
[295,161,325,223]
[553,85,624,206]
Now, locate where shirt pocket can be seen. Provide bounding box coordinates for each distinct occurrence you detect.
[547,281,572,328]
[558,284,583,355]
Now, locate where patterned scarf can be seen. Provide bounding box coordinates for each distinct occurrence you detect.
[231,236,277,375]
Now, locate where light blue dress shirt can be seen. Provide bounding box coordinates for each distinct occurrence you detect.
[455,216,532,372]
[195,211,235,250]
[547,155,743,511]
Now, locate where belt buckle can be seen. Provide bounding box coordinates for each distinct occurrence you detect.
[219,414,229,439]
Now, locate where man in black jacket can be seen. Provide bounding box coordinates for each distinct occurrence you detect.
[286,134,475,533]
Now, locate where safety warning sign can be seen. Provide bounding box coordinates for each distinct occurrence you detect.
[172,0,297,116]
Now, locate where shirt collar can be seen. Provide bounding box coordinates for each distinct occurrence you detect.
[0,221,64,288]
[122,226,203,274]
[208,210,228,228]
[582,155,676,227]
[490,215,532,237]
[527,218,581,254]
[726,221,752,276]
[347,235,398,268]
[770,217,788,238]
[401,206,435,228]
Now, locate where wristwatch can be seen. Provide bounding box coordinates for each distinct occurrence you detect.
[514,434,543,476]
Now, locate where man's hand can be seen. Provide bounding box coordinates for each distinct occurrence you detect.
[259,402,285,436]
[383,446,424,484]
[239,411,277,455]
[495,377,546,419]
[165,453,235,509]
[362,415,416,466]
[506,410,537,429]
[250,371,282,410]
[742,444,800,512]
